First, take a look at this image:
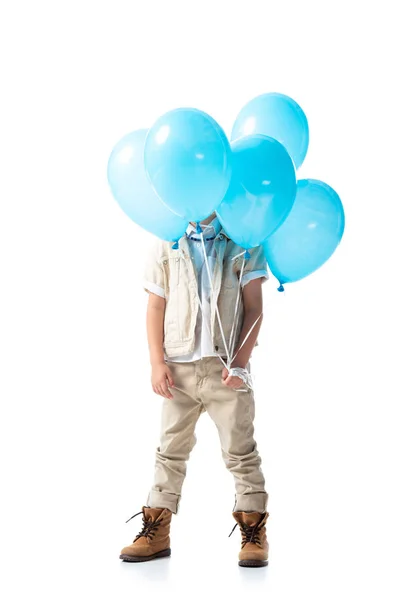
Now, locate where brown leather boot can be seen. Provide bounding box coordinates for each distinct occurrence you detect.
[230,511,269,567]
[120,506,172,562]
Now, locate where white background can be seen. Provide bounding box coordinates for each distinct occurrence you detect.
[1,1,399,598]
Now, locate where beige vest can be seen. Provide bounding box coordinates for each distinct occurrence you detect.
[144,230,267,359]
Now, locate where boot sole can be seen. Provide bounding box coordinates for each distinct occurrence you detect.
[239,559,268,568]
[119,548,171,562]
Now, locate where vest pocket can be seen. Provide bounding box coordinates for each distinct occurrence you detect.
[168,257,180,290]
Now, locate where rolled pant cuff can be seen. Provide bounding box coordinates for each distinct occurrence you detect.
[146,490,180,514]
[233,492,268,514]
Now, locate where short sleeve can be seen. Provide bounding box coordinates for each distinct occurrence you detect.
[241,245,269,287]
[143,241,165,298]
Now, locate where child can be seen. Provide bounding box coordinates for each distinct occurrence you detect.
[120,213,270,568]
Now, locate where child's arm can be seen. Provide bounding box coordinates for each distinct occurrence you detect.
[143,240,174,400]
[222,278,263,388]
[146,292,174,400]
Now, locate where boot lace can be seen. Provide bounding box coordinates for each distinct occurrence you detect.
[228,516,264,548]
[125,510,163,542]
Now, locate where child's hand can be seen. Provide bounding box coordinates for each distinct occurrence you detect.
[221,367,243,390]
[152,362,174,399]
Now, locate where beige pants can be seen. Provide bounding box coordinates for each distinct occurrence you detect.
[147,357,268,514]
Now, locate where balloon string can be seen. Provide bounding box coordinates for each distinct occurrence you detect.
[180,231,262,372]
[196,290,228,370]
[179,247,228,370]
[231,250,246,261]
[198,233,261,370]
[230,313,262,366]
[228,367,253,392]
[199,231,231,363]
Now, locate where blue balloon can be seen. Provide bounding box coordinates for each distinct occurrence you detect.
[107,129,188,242]
[263,179,345,288]
[232,93,309,169]
[144,108,232,222]
[216,135,297,248]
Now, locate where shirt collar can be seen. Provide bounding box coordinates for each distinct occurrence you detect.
[186,216,222,239]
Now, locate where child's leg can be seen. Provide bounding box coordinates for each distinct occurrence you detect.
[147,361,205,514]
[200,357,268,513]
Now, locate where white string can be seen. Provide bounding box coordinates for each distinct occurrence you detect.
[199,230,231,364]
[195,285,228,370]
[230,250,247,261]
[230,312,262,365]
[228,367,253,391]
[181,226,262,382]
[180,245,228,370]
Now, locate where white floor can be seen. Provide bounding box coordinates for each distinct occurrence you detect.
[3,374,399,600]
[5,494,397,600]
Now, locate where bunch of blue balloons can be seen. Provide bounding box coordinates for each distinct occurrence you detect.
[107,93,345,289]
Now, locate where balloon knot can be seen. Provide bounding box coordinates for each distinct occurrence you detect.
[244,250,251,259]
[172,241,179,250]
[277,284,285,292]
[196,222,202,234]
